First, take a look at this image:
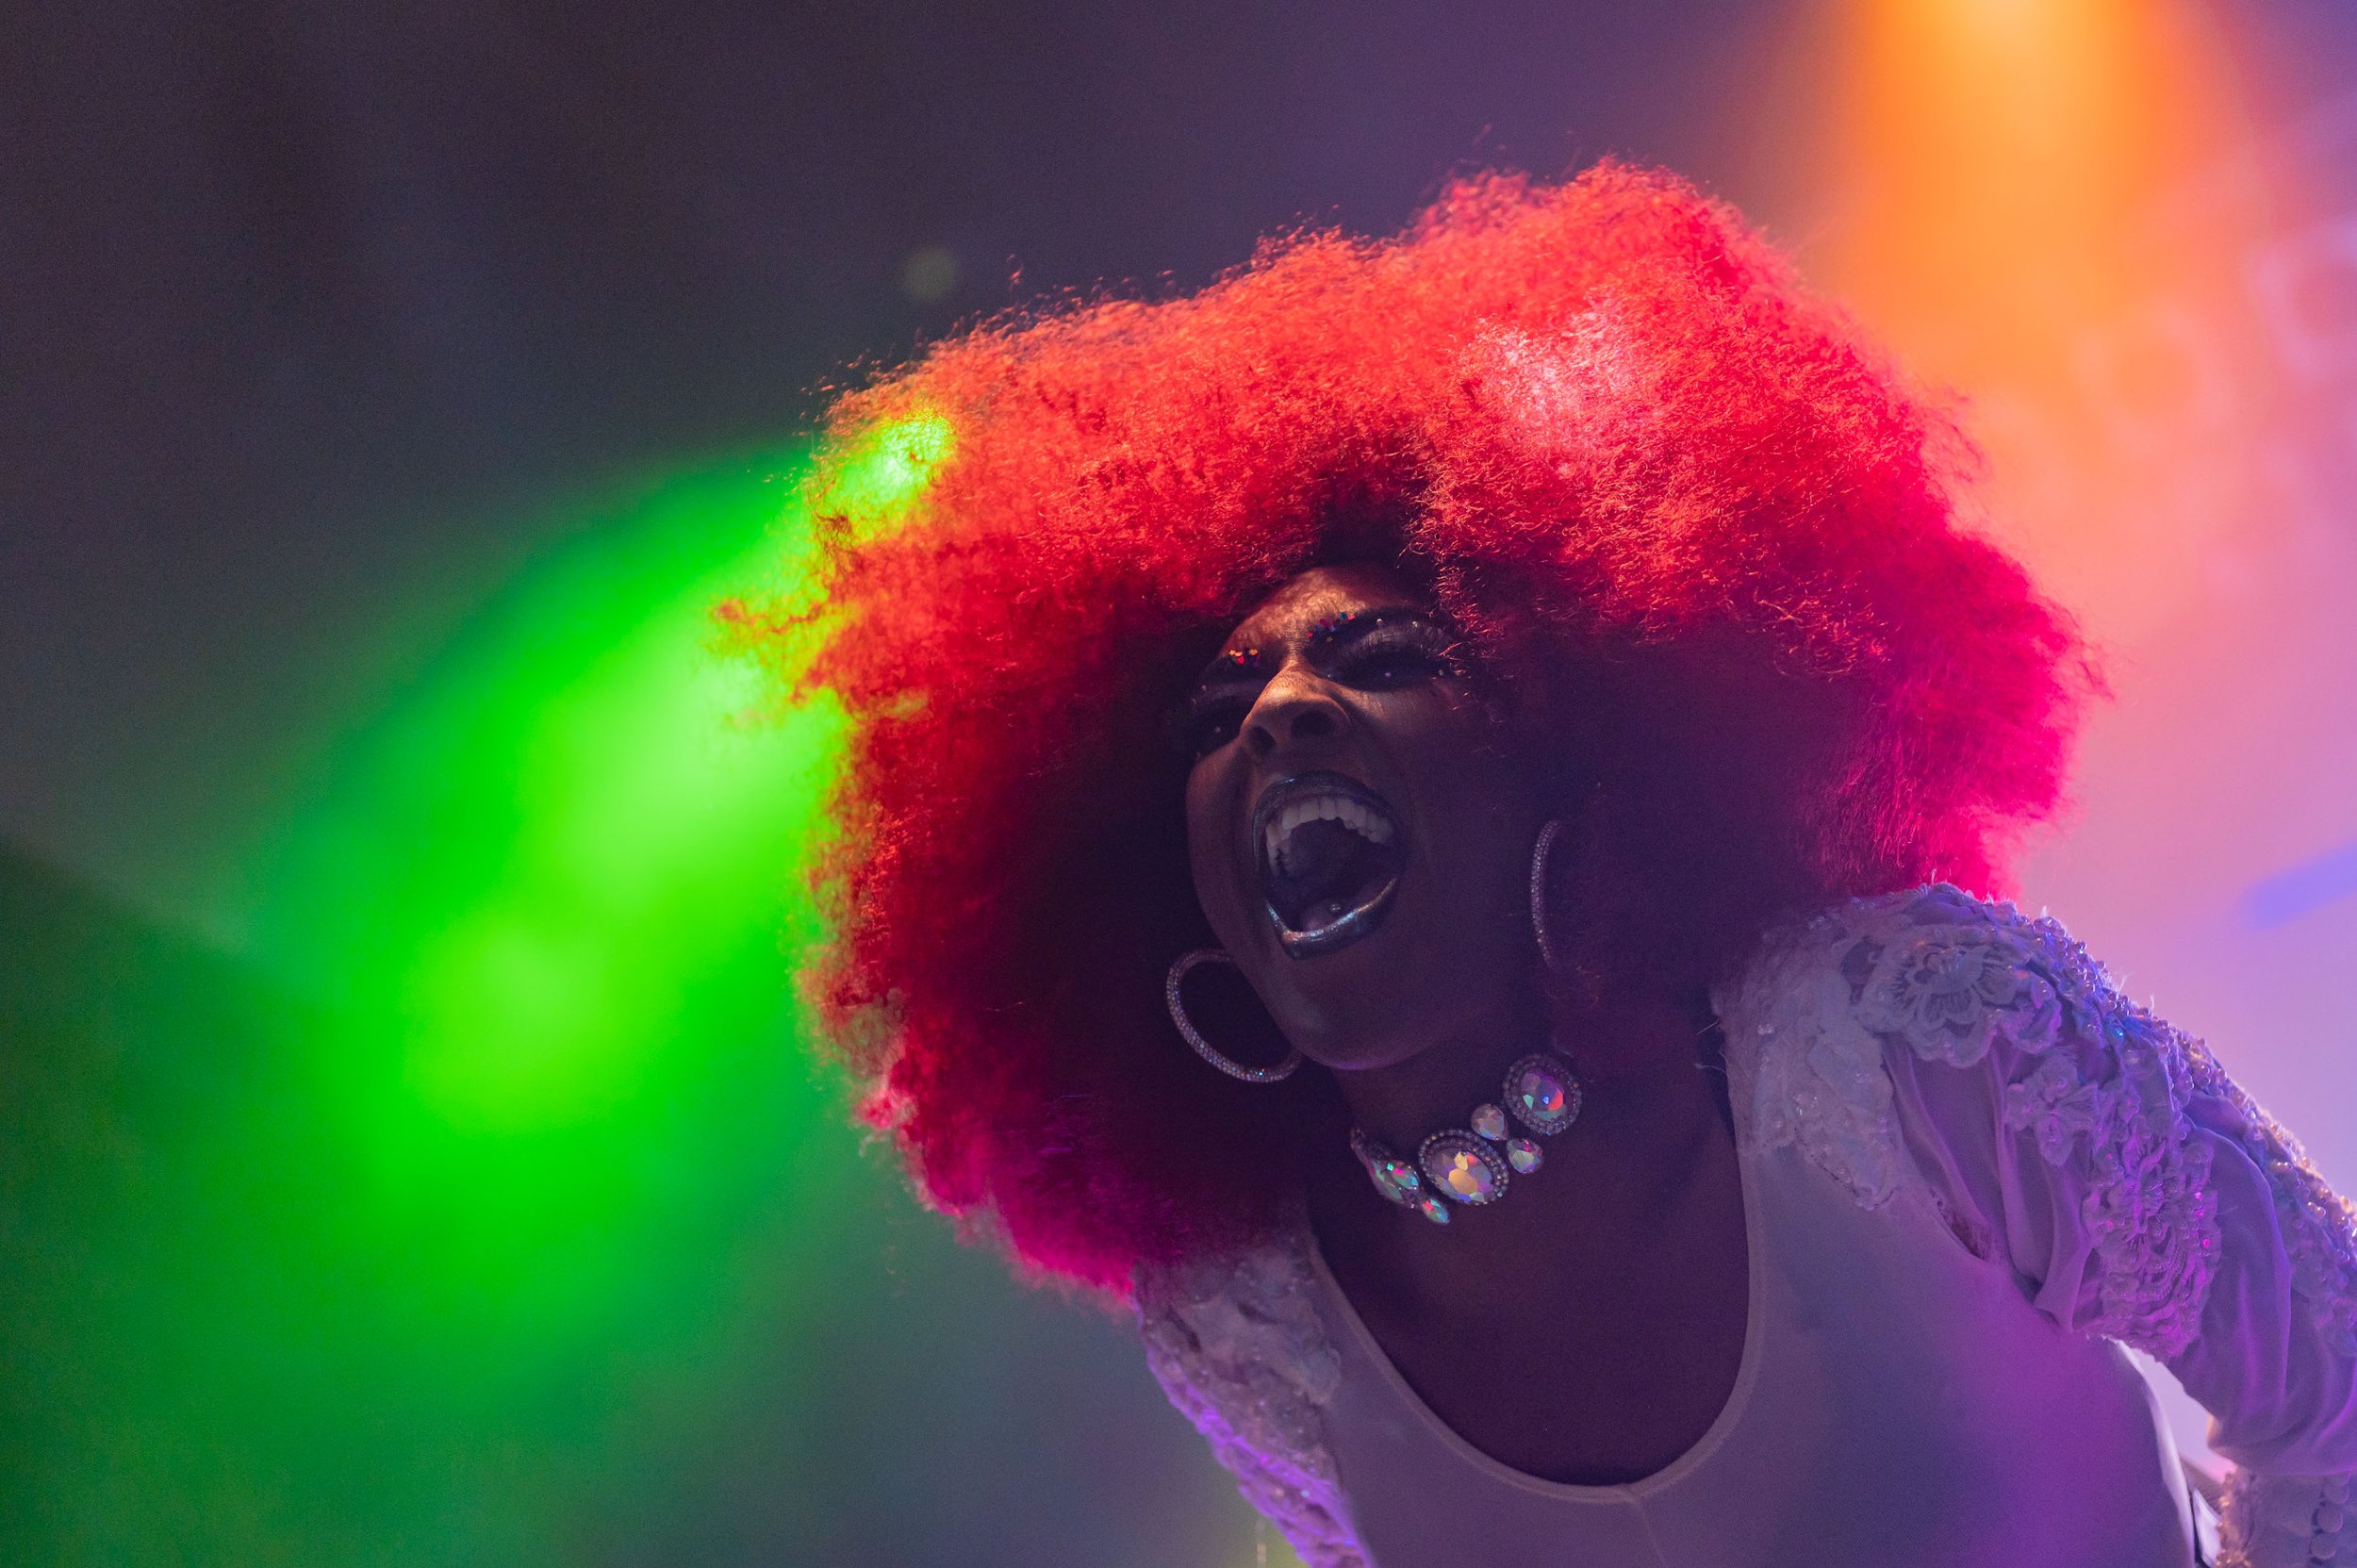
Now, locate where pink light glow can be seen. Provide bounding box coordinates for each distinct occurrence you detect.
[1773,0,2357,1463]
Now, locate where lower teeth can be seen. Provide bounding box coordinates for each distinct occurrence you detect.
[1302,898,1351,934]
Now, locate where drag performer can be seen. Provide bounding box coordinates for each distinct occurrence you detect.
[740,167,2357,1564]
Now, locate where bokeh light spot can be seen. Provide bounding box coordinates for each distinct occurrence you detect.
[901,244,962,304]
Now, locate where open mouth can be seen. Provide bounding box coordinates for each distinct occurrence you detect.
[1252,772,1407,958]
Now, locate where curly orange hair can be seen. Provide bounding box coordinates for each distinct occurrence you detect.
[733,165,2093,1293]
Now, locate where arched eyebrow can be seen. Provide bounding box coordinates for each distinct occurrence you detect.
[1190,643,1270,689]
[1304,607,1444,658]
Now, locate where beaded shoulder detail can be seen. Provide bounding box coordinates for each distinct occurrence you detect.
[2218,1469,2352,1568]
[1716,883,2357,1362]
[1135,1228,1365,1567]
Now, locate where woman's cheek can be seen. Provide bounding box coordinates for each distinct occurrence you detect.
[1183,765,1251,940]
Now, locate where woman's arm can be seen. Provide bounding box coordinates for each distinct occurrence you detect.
[1844,886,2357,1566]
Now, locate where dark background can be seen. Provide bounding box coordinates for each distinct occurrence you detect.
[8,0,1812,914]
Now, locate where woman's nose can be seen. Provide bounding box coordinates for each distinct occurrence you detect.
[1244,671,1349,759]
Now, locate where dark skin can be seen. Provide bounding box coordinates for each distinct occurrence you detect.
[1181,564,1749,1485]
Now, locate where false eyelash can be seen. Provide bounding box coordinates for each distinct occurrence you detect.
[1178,685,1250,724]
[1329,622,1458,675]
[1173,690,1253,757]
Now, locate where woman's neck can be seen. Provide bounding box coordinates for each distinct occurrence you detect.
[1329,989,1706,1151]
[1305,995,1749,1489]
[1310,990,1736,1328]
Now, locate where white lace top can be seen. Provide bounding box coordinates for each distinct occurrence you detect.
[1136,887,2357,1567]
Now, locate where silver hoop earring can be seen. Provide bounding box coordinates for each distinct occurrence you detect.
[1530,819,1567,971]
[1164,949,1303,1083]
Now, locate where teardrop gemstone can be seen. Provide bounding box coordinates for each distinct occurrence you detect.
[1350,1130,1423,1209]
[1470,1103,1508,1141]
[1507,1137,1543,1174]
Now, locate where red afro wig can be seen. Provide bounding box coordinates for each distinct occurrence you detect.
[733,164,2094,1295]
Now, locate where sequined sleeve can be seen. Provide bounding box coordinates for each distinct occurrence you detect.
[1134,1232,1366,1568]
[1725,884,2357,1565]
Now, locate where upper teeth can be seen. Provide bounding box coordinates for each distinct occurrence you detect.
[1265,791,1395,869]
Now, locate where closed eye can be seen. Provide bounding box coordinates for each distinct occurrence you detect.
[1178,686,1256,758]
[1174,616,1460,758]
[1326,625,1457,691]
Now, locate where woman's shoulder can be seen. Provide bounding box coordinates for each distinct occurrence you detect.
[1134,1226,1338,1411]
[1722,883,2096,1033]
[1711,883,2112,1210]
[1718,882,2123,1073]
[1133,1230,1364,1565]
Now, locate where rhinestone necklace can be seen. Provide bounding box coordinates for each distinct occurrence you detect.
[1348,1052,1584,1226]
